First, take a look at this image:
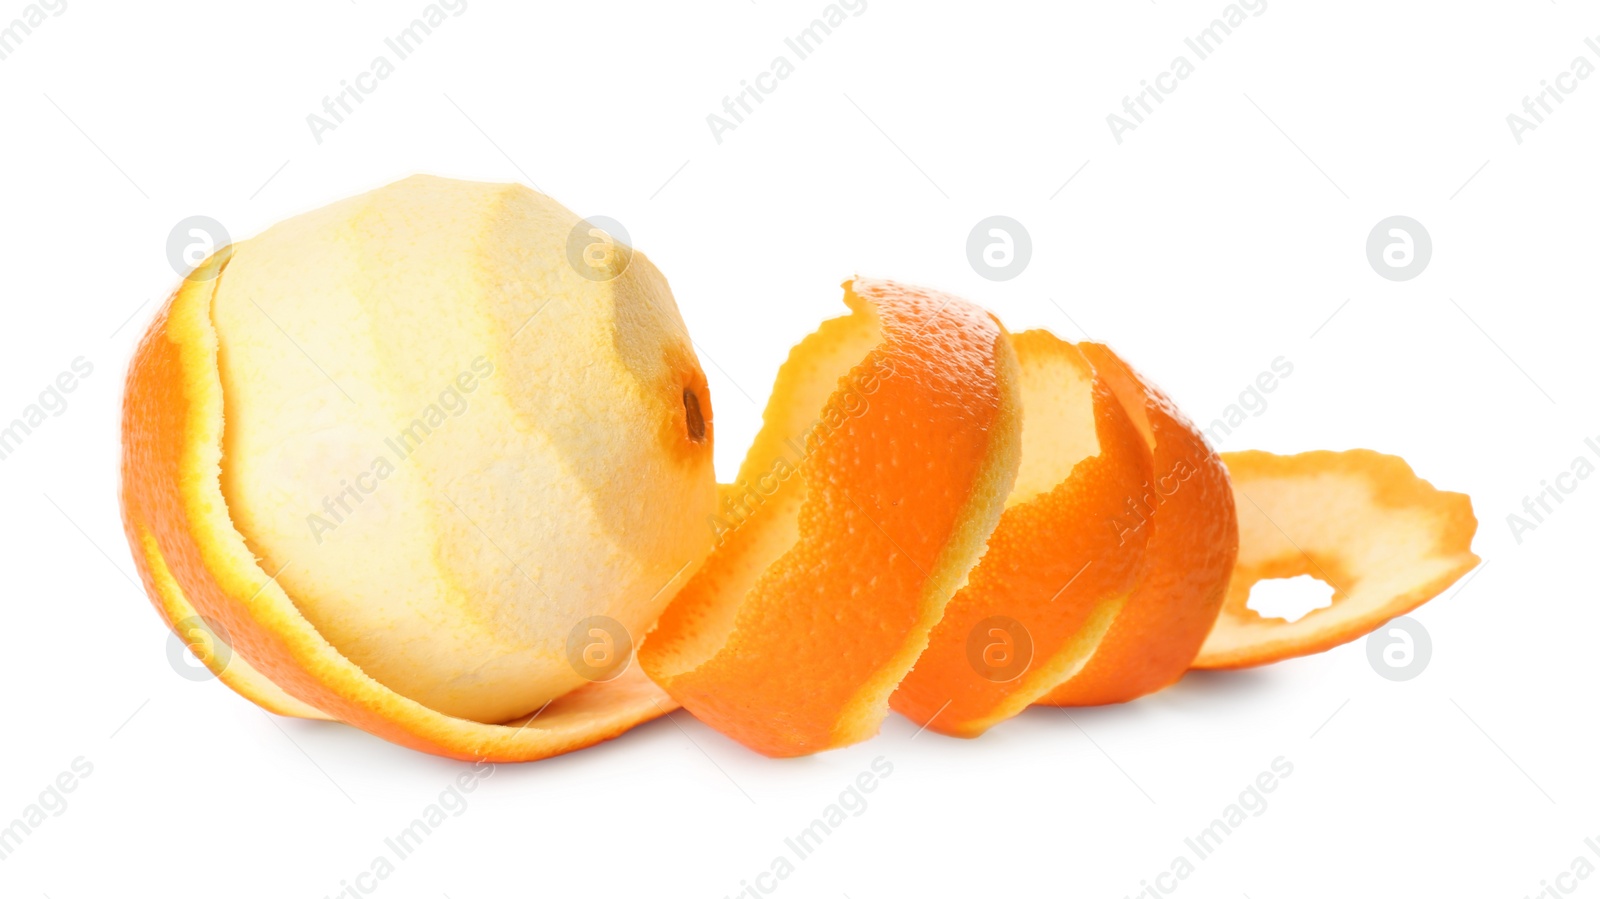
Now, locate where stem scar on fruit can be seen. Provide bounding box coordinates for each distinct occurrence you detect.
[684,387,707,442]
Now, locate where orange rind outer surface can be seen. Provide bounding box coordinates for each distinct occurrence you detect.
[1037,342,1240,706]
[121,249,677,762]
[639,278,1023,757]
[1192,449,1479,669]
[892,332,1152,736]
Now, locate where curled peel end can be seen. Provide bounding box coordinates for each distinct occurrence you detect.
[1192,449,1479,670]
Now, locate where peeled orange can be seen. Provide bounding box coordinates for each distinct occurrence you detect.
[123,176,714,760]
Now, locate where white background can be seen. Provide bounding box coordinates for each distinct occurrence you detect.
[2,1,1597,897]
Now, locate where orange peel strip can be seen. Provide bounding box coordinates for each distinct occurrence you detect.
[891,333,1152,736]
[1191,449,1480,669]
[122,250,676,762]
[638,278,1022,757]
[1036,342,1239,705]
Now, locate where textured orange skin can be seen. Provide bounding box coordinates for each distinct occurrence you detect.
[1193,449,1479,669]
[640,279,1018,757]
[1037,343,1239,707]
[892,333,1151,736]
[121,252,679,762]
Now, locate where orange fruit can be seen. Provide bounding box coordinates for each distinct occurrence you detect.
[1192,449,1479,669]
[891,333,1153,736]
[123,179,1482,764]
[121,177,716,761]
[638,278,1023,757]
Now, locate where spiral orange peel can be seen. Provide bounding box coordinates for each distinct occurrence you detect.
[637,278,1023,757]
[891,333,1154,736]
[120,178,1480,762]
[1035,342,1239,706]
